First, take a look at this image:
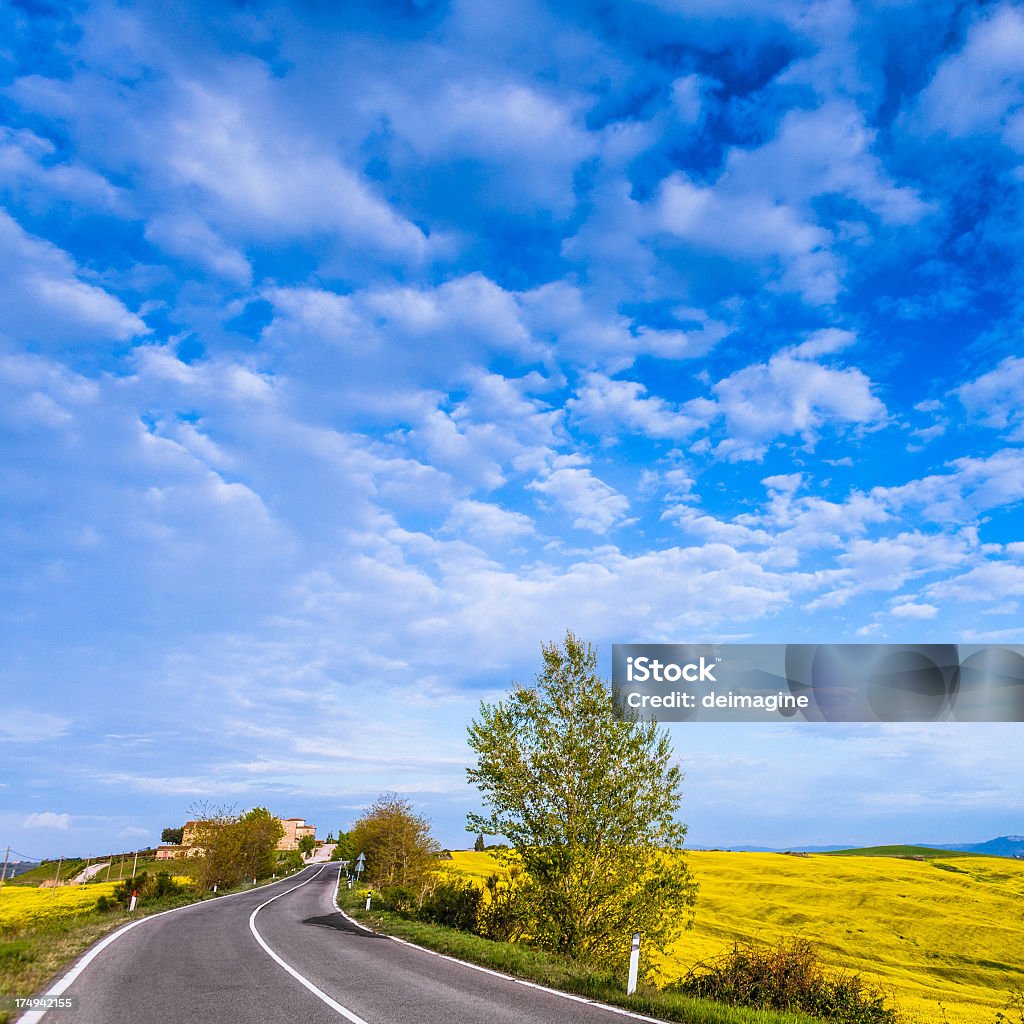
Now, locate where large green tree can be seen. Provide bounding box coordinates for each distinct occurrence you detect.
[466,632,698,975]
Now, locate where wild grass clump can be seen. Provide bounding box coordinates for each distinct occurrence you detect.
[672,938,898,1024]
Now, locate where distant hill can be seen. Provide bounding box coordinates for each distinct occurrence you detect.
[924,835,1024,858]
[823,844,976,859]
[705,836,1024,859]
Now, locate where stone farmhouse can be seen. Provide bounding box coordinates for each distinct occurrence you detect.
[155,815,317,860]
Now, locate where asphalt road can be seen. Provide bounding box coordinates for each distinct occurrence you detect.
[26,862,657,1024]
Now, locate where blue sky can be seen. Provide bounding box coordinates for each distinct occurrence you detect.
[2,0,1024,859]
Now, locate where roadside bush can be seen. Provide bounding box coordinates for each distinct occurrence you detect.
[673,937,898,1024]
[111,871,186,907]
[476,867,534,943]
[277,851,303,873]
[419,876,482,932]
[378,885,419,916]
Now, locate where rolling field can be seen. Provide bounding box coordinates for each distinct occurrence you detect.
[449,850,1024,1023]
[0,882,119,929]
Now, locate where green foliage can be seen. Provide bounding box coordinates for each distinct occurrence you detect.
[476,866,534,943]
[161,827,184,845]
[185,805,285,889]
[466,631,697,974]
[111,870,186,907]
[332,831,354,862]
[673,938,899,1024]
[277,850,303,873]
[0,940,34,966]
[298,835,316,857]
[378,885,419,916]
[350,794,441,899]
[474,832,486,852]
[419,875,482,932]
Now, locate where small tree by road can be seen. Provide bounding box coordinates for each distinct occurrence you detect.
[298,835,316,858]
[466,631,698,977]
[349,794,440,900]
[186,806,284,889]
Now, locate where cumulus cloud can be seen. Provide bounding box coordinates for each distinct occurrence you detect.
[527,459,631,533]
[568,373,703,440]
[957,355,1024,439]
[914,5,1024,150]
[441,500,535,544]
[24,812,71,830]
[0,211,147,346]
[703,344,886,461]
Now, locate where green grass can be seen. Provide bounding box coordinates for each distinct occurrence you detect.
[336,884,827,1024]
[5,861,86,887]
[821,846,977,859]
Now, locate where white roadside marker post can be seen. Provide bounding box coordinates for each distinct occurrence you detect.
[129,889,138,912]
[627,932,641,995]
[365,892,371,911]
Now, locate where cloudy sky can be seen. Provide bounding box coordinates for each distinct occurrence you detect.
[3,0,1024,859]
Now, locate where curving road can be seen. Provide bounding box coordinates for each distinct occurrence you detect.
[23,862,659,1024]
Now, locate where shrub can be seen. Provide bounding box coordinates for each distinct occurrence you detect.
[111,871,186,907]
[277,850,303,873]
[378,885,419,916]
[673,937,899,1024]
[419,876,482,932]
[476,866,534,943]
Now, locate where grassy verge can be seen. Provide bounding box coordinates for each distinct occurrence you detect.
[334,885,826,1024]
[0,869,305,1023]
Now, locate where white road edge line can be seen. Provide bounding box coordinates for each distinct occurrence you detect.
[249,865,370,1024]
[330,874,666,1024]
[16,866,318,1024]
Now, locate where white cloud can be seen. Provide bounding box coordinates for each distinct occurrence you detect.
[0,210,147,346]
[0,126,124,210]
[877,449,1024,523]
[145,213,251,285]
[914,5,1024,150]
[441,500,535,544]
[0,708,72,742]
[653,102,929,305]
[24,812,71,830]
[164,79,430,259]
[957,355,1024,440]
[657,174,839,304]
[568,373,702,440]
[924,561,1024,604]
[705,346,886,460]
[527,460,631,533]
[889,601,939,619]
[520,281,728,368]
[377,78,596,214]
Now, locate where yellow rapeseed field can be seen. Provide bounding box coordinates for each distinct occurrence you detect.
[449,850,1024,1024]
[0,883,120,930]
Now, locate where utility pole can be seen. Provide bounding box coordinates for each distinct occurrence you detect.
[0,847,9,893]
[52,856,63,896]
[131,851,138,878]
